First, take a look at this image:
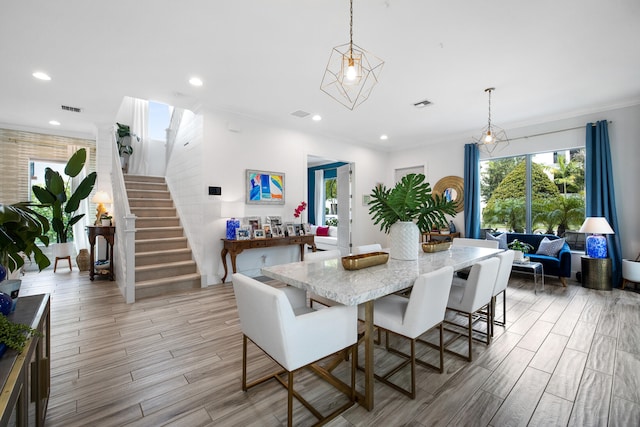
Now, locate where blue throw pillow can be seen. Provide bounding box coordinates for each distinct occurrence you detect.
[536,237,565,257]
[486,232,508,250]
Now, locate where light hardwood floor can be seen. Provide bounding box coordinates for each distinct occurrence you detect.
[17,267,640,426]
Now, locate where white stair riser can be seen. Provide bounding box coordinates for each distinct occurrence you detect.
[136,228,184,240]
[129,199,174,208]
[131,208,177,217]
[136,262,197,282]
[136,250,192,266]
[136,239,187,252]
[135,276,201,299]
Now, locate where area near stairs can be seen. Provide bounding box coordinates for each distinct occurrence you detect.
[125,175,200,299]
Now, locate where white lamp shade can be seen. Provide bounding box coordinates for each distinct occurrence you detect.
[92,191,112,204]
[220,201,245,219]
[579,217,614,234]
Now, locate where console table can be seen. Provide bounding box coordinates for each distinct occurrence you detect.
[221,235,316,282]
[87,225,115,281]
[0,294,50,426]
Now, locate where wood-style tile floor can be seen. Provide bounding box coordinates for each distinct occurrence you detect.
[18,267,640,426]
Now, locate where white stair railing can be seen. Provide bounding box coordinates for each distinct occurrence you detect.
[111,131,136,303]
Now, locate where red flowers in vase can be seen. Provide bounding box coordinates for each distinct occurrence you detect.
[293,201,307,219]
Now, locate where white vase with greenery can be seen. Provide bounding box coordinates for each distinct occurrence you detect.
[368,173,457,261]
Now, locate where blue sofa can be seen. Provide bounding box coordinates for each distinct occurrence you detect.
[505,233,571,286]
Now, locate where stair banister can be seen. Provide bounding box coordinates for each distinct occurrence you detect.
[111,133,136,302]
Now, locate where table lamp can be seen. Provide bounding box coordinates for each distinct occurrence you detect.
[221,201,245,240]
[92,191,112,225]
[579,217,614,258]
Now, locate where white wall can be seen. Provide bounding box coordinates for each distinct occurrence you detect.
[167,109,388,285]
[389,103,640,262]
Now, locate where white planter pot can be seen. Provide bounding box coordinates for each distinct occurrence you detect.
[52,242,74,258]
[101,219,112,226]
[389,221,420,261]
[514,250,524,262]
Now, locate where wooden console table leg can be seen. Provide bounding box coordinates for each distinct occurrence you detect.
[221,248,229,283]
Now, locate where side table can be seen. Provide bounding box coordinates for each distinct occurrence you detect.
[87,226,115,281]
[512,260,545,294]
[581,256,612,290]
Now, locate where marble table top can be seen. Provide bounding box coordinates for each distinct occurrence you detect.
[261,246,502,306]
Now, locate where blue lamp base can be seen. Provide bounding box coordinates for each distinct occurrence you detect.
[586,234,608,258]
[226,218,240,240]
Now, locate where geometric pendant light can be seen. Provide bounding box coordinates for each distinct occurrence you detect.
[473,87,509,155]
[320,0,384,110]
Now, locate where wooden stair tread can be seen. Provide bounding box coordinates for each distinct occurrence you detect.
[135,273,201,287]
[135,260,196,272]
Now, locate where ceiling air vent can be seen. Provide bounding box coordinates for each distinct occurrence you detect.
[61,105,82,113]
[413,99,432,108]
[290,110,310,118]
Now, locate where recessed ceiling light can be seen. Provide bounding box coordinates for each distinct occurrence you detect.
[32,71,51,81]
[380,134,388,140]
[189,77,203,87]
[312,115,322,121]
[49,120,60,126]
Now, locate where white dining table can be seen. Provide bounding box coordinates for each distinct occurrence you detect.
[261,245,502,410]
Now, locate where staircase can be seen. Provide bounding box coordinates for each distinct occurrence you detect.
[124,175,200,299]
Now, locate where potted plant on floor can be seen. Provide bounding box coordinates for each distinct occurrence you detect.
[31,148,97,260]
[368,173,457,260]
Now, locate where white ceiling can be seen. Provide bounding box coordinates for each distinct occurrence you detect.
[1,0,639,151]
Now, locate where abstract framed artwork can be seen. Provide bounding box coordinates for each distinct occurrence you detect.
[246,170,285,205]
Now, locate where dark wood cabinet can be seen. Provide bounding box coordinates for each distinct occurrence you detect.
[0,294,50,426]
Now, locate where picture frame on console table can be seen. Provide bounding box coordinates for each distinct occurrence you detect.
[244,216,261,233]
[272,224,283,237]
[253,229,266,239]
[246,170,285,205]
[236,227,251,240]
[266,216,282,227]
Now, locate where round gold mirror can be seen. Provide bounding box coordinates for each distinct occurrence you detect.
[432,176,464,213]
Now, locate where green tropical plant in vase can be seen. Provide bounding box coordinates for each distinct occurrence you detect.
[368,173,457,260]
[368,173,457,233]
[31,148,97,244]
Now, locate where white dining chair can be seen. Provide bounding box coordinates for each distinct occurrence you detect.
[358,266,454,399]
[490,250,515,336]
[445,257,500,361]
[451,238,499,280]
[353,243,382,254]
[451,237,500,249]
[232,273,358,427]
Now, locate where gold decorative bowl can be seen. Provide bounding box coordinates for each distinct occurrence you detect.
[342,252,389,270]
[422,241,452,253]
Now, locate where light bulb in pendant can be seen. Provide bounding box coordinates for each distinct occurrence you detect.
[345,57,357,81]
[484,131,494,143]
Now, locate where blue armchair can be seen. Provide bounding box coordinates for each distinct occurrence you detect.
[506,233,571,286]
